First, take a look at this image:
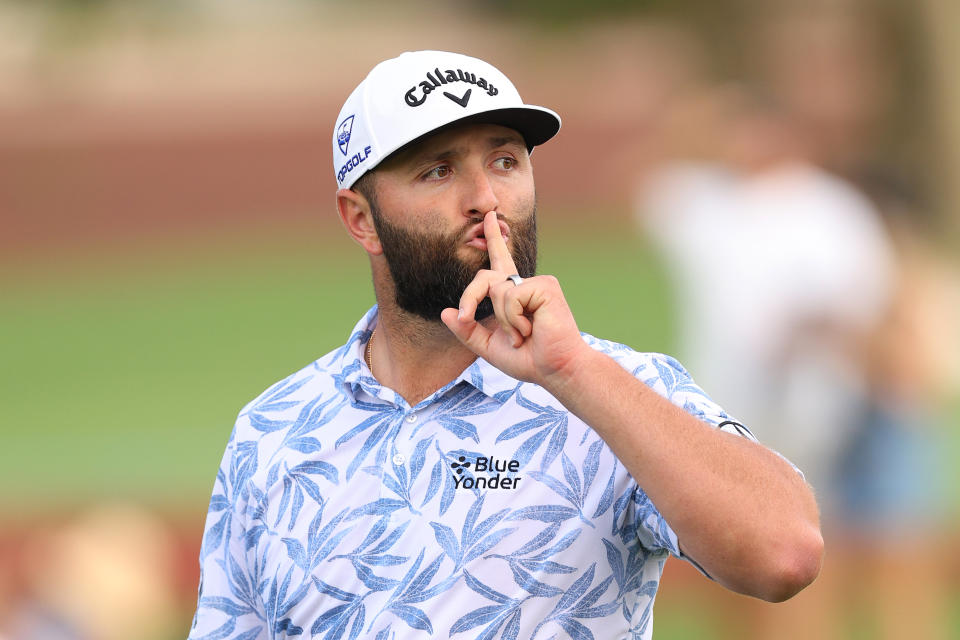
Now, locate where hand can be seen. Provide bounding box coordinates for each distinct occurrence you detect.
[440,211,590,385]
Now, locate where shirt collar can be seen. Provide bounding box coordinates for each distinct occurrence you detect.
[453,357,521,402]
[334,306,520,406]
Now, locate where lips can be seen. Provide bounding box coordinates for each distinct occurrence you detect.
[464,218,510,250]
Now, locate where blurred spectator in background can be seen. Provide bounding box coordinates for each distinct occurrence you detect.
[0,504,181,640]
[637,86,897,523]
[634,9,956,632]
[836,185,958,640]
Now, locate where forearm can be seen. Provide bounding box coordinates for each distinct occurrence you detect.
[544,346,824,601]
[442,216,822,599]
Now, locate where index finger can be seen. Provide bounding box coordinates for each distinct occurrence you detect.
[483,210,518,275]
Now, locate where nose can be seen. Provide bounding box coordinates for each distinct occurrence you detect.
[462,166,499,218]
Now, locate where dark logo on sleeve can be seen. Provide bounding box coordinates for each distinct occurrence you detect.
[405,67,498,108]
[450,455,521,490]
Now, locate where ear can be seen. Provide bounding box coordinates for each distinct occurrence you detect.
[336,187,383,255]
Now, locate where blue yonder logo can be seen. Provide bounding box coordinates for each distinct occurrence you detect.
[450,455,521,490]
[337,115,355,156]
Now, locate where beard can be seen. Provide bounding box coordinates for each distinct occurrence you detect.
[370,205,538,322]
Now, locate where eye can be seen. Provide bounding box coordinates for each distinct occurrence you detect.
[493,157,516,171]
[423,165,451,180]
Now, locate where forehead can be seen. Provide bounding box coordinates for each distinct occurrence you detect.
[379,122,527,169]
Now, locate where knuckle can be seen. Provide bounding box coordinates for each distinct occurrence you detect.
[466,274,491,289]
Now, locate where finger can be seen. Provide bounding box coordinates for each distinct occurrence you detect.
[457,269,499,322]
[483,210,518,275]
[457,272,525,347]
[490,280,528,347]
[504,276,554,333]
[506,291,534,337]
[510,276,553,318]
[491,280,533,347]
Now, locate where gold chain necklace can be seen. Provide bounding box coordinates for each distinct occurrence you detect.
[365,327,376,375]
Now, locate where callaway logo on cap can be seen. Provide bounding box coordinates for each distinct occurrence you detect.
[332,50,562,190]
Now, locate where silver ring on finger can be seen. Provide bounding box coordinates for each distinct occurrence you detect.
[506,274,524,286]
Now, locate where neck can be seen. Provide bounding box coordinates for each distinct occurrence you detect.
[369,298,480,406]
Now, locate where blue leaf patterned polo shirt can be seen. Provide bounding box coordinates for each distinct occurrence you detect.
[189,306,756,640]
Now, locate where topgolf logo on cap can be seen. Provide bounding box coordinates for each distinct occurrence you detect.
[404,66,499,108]
[337,115,355,156]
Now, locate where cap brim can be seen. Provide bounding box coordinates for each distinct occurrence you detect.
[450,105,561,150]
[369,105,561,176]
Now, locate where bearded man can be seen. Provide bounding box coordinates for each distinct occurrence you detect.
[189,51,823,640]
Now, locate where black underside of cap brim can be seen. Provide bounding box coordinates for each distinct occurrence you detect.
[389,106,561,162]
[448,106,561,150]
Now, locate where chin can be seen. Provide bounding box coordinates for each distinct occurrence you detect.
[459,249,490,271]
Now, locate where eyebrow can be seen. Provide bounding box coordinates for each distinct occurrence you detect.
[412,134,527,167]
[486,134,526,150]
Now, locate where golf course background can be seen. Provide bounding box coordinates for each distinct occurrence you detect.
[2,1,958,638]
[1,217,676,509]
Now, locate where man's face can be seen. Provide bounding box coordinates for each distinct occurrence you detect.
[364,123,538,322]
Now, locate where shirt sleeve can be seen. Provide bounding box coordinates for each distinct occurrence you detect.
[646,353,758,439]
[188,424,268,640]
[625,353,762,567]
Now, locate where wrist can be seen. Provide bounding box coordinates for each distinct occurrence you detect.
[541,341,606,402]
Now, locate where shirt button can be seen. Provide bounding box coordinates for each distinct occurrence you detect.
[392,453,405,466]
[406,414,418,423]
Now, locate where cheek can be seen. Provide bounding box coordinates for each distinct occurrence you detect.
[504,170,535,210]
[380,191,452,230]
[379,203,437,233]
[507,186,536,219]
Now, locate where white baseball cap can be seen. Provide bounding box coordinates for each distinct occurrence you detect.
[332,50,561,190]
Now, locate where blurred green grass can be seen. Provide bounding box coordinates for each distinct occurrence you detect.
[0,219,673,510]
